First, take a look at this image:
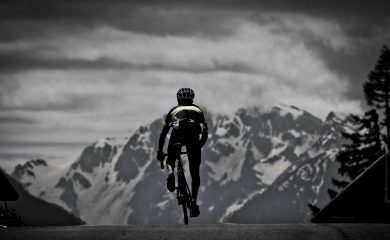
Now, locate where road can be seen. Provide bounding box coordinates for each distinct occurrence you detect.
[1,224,390,240]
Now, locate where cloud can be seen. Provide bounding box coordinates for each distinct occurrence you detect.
[2,0,390,21]
[1,16,362,118]
[0,115,39,124]
[0,78,106,112]
[3,0,387,167]
[2,1,389,43]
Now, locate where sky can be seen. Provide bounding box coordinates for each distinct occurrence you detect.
[1,0,390,171]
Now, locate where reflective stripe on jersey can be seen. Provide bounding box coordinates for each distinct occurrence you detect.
[171,106,202,116]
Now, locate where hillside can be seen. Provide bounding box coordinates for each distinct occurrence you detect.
[2,169,84,226]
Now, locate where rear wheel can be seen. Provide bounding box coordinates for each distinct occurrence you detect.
[182,202,188,225]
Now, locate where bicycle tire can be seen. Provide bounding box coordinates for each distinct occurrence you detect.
[179,176,189,225]
[182,201,188,225]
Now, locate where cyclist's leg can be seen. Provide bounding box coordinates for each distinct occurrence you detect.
[167,141,180,173]
[166,141,180,192]
[187,144,201,202]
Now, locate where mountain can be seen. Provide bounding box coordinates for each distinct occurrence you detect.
[11,158,71,204]
[2,168,84,226]
[225,110,348,223]
[12,104,348,224]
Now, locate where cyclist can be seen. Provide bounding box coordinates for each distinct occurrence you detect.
[157,88,208,217]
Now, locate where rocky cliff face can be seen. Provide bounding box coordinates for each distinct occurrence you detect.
[12,159,47,185]
[13,104,348,224]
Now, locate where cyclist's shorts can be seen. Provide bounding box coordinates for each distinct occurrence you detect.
[166,141,201,169]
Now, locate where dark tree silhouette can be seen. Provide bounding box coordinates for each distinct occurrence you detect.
[327,189,338,200]
[0,205,23,226]
[308,203,320,216]
[310,45,389,216]
[310,110,384,215]
[326,110,384,199]
[364,45,390,152]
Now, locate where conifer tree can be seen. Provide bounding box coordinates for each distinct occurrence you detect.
[332,109,384,189]
[310,46,389,215]
[330,45,389,194]
[312,109,384,213]
[364,45,390,152]
[364,45,390,201]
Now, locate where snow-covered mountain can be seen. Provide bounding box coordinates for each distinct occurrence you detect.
[12,104,348,224]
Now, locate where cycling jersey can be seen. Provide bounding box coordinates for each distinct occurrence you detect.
[159,104,208,149]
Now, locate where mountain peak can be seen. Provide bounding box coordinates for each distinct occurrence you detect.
[325,111,348,124]
[71,138,123,173]
[94,137,126,149]
[12,159,48,181]
[274,103,305,119]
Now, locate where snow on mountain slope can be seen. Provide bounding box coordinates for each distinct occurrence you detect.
[11,159,71,202]
[226,149,340,223]
[12,159,48,184]
[225,110,347,223]
[55,137,134,224]
[14,104,348,224]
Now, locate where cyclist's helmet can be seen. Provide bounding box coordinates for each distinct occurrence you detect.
[177,88,195,102]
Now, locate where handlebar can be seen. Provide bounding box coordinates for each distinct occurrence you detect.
[163,152,187,156]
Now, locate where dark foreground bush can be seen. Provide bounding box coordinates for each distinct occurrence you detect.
[0,206,23,226]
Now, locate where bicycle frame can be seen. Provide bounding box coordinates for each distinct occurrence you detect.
[161,147,193,225]
[176,152,192,224]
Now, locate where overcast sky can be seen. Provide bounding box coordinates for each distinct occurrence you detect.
[1,0,390,170]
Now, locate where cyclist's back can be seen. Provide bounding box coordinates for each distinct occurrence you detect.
[168,104,205,145]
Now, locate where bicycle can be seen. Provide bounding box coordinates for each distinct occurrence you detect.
[160,144,194,225]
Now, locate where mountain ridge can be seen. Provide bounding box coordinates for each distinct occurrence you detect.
[11,104,347,224]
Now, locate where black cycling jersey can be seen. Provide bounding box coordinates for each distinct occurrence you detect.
[159,104,208,150]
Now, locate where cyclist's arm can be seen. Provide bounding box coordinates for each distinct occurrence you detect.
[199,113,208,148]
[158,124,170,152]
[159,109,175,152]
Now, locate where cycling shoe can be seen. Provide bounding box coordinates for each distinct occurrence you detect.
[167,173,175,192]
[190,203,200,218]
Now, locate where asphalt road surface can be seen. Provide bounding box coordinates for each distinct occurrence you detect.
[1,224,390,240]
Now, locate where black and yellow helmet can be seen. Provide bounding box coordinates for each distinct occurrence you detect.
[177,88,195,101]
